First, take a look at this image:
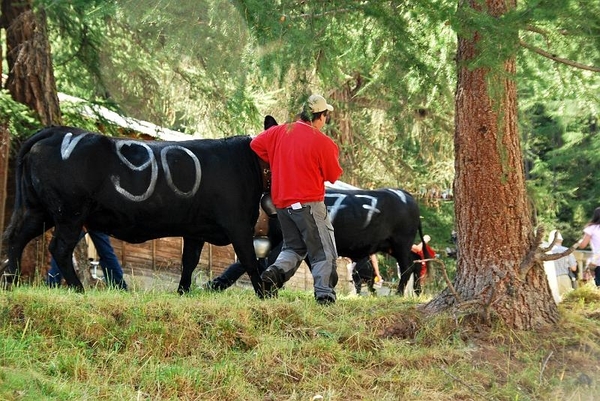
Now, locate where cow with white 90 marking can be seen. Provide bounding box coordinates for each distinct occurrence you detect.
[3,126,272,296]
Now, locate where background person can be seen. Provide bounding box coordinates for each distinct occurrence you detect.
[546,230,578,298]
[410,234,436,293]
[205,212,283,293]
[250,94,343,304]
[577,206,600,288]
[350,254,382,295]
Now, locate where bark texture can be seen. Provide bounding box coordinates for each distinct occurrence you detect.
[424,0,559,330]
[2,0,61,125]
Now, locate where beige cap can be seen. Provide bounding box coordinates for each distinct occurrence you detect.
[308,94,334,113]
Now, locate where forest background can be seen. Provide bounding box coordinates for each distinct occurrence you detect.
[1,0,597,253]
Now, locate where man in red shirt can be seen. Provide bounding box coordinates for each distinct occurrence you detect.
[250,94,343,304]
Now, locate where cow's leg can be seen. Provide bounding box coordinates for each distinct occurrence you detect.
[392,246,414,296]
[351,268,362,294]
[365,262,376,295]
[367,276,376,295]
[178,237,204,294]
[3,209,53,288]
[228,228,268,298]
[49,223,85,292]
[413,270,423,296]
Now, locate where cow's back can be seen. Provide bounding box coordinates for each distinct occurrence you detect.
[325,188,421,259]
[19,127,264,244]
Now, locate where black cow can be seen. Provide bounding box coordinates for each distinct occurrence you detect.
[3,126,270,296]
[209,187,426,295]
[326,187,426,294]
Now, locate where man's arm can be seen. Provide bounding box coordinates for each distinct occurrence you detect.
[370,254,381,279]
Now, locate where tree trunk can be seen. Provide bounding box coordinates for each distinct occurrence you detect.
[2,0,61,125]
[0,125,9,254]
[424,0,559,330]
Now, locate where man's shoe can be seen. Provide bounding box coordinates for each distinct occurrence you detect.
[261,266,284,289]
[316,295,335,305]
[204,280,226,292]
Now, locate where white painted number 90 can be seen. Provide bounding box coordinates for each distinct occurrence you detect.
[61,133,202,202]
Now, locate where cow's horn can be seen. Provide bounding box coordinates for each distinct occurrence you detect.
[260,193,277,216]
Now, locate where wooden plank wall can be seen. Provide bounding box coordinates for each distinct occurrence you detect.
[109,237,237,280]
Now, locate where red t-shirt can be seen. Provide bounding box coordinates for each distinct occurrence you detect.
[251,120,343,208]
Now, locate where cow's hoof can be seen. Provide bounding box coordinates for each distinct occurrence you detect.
[250,273,278,299]
[253,281,278,299]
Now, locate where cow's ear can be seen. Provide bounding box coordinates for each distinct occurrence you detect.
[264,115,278,130]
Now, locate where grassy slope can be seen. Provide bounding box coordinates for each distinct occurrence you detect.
[0,285,598,401]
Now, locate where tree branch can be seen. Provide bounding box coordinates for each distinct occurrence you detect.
[539,351,553,384]
[351,129,413,172]
[519,228,545,279]
[525,25,572,38]
[538,245,576,262]
[280,8,354,21]
[525,25,550,37]
[519,226,580,280]
[428,258,462,303]
[519,39,600,72]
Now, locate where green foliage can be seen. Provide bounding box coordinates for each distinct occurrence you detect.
[0,90,40,136]
[37,0,265,137]
[524,99,600,243]
[39,0,118,99]
[232,0,458,191]
[100,0,267,137]
[419,200,456,251]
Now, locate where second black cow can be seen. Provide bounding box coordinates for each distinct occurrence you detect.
[209,186,427,295]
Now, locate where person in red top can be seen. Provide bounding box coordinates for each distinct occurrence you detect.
[410,234,436,293]
[250,94,343,304]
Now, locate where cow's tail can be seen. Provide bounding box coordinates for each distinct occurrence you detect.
[417,218,431,261]
[4,129,54,239]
